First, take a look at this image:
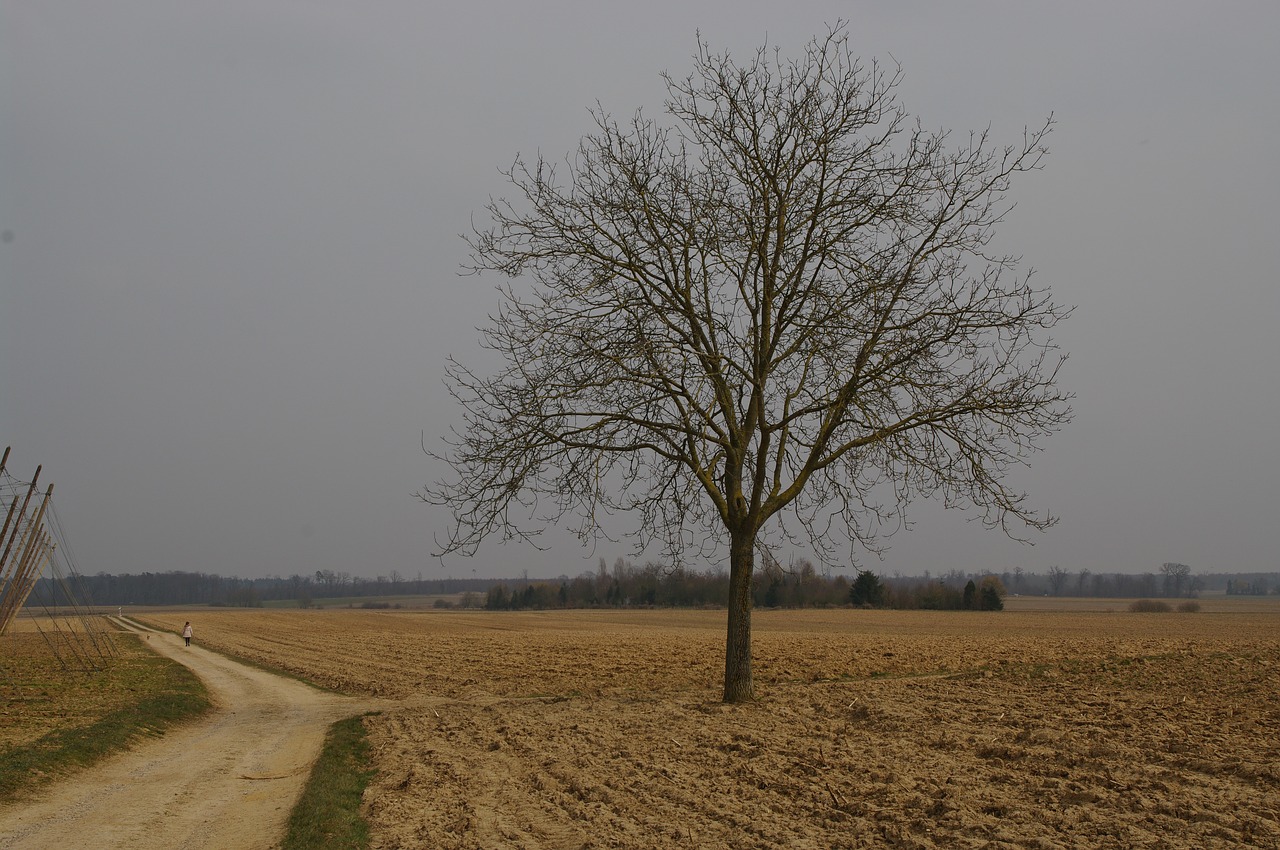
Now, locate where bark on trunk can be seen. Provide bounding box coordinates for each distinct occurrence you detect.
[722,529,755,702]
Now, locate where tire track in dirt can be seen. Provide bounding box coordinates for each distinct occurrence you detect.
[0,618,382,850]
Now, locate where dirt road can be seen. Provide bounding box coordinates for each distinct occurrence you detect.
[0,618,377,850]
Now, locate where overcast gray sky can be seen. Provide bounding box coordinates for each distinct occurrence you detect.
[3,2,1277,582]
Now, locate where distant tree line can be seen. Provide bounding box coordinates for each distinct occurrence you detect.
[31,570,494,608]
[1225,576,1276,596]
[1026,565,1278,599]
[480,558,1012,611]
[28,561,1279,610]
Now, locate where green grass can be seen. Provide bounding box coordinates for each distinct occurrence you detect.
[262,594,463,609]
[0,638,211,802]
[282,712,380,850]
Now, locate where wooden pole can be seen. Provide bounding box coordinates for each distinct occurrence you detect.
[0,484,52,634]
[0,465,40,580]
[0,531,49,634]
[0,526,39,631]
[0,495,20,573]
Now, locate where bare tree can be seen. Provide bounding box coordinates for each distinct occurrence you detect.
[1046,565,1070,596]
[424,27,1071,702]
[1161,562,1192,598]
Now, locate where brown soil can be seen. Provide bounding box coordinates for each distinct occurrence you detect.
[0,617,376,850]
[134,604,1279,849]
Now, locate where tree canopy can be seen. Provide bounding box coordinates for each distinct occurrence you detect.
[425,26,1071,701]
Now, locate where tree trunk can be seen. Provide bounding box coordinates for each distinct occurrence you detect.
[722,529,755,702]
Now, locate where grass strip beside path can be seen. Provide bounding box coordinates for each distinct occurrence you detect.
[0,641,210,802]
[282,712,379,850]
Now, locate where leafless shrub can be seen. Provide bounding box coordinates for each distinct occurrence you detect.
[1128,599,1171,613]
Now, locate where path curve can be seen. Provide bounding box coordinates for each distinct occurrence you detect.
[0,618,379,850]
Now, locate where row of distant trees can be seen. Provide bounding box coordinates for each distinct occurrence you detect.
[29,560,1278,609]
[31,570,492,609]
[1032,562,1276,598]
[481,559,1011,612]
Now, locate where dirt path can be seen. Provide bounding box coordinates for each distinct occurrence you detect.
[0,618,379,850]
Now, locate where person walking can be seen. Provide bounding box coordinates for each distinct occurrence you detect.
[182,621,193,647]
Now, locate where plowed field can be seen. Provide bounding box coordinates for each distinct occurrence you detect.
[137,603,1279,849]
